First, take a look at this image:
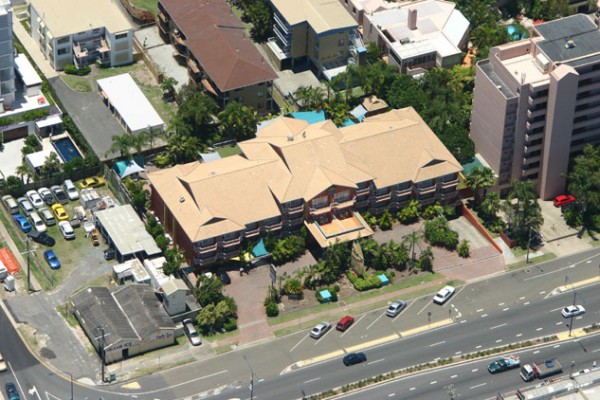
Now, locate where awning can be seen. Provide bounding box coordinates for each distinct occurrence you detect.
[252,239,268,258]
[114,159,145,178]
[350,104,367,120]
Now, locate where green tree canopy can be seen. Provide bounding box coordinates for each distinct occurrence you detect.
[504,180,543,247]
[218,101,257,142]
[566,144,600,229]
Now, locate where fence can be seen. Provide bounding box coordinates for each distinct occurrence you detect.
[106,166,132,206]
[0,165,102,197]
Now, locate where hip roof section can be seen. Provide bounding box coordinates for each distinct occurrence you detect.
[160,0,277,91]
[270,0,357,34]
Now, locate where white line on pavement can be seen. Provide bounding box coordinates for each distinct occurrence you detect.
[470,383,487,389]
[429,341,446,347]
[481,314,488,318]
[341,314,365,337]
[304,377,321,384]
[366,311,386,330]
[290,335,308,352]
[490,323,507,330]
[430,381,437,385]
[368,359,385,365]
[451,375,458,379]
[476,308,484,313]
[471,368,478,373]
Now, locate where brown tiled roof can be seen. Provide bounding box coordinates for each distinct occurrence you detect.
[160,0,277,91]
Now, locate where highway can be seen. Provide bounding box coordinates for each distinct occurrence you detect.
[0,248,599,399]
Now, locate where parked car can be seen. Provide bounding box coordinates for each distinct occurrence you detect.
[78,176,106,189]
[310,322,331,339]
[183,318,202,346]
[38,207,56,226]
[561,305,585,318]
[63,179,80,200]
[433,285,456,305]
[16,197,34,215]
[336,315,355,332]
[27,230,55,247]
[553,195,575,208]
[0,352,6,372]
[386,300,407,318]
[51,204,69,221]
[90,229,100,246]
[343,352,366,366]
[5,382,20,400]
[12,214,32,233]
[43,250,61,269]
[104,248,116,261]
[50,185,68,204]
[37,187,55,206]
[58,221,75,240]
[2,195,19,215]
[26,190,44,209]
[28,211,46,233]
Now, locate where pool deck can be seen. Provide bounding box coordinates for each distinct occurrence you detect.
[41,132,85,162]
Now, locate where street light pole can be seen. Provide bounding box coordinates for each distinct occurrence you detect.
[20,236,35,292]
[70,372,73,400]
[243,355,254,400]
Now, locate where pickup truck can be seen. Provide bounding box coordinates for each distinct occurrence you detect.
[488,355,520,374]
[520,358,563,381]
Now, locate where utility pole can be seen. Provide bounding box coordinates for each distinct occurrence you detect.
[243,355,254,400]
[21,236,35,292]
[70,372,73,400]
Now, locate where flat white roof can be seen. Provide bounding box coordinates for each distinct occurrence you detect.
[14,54,42,87]
[26,149,62,169]
[97,73,164,133]
[35,115,62,129]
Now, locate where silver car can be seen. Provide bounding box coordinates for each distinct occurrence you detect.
[58,221,75,240]
[310,322,331,339]
[183,318,202,346]
[386,300,406,317]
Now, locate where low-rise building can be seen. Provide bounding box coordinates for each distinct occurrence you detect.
[149,107,461,267]
[29,0,133,70]
[157,0,277,114]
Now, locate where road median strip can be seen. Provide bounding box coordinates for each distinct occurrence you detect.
[554,276,600,295]
[296,350,345,368]
[400,318,453,337]
[346,334,400,353]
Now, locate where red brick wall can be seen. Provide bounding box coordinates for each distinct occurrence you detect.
[460,204,502,253]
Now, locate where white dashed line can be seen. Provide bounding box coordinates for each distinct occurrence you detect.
[476,309,484,313]
[410,387,416,391]
[498,303,505,306]
[490,323,507,330]
[536,327,543,331]
[304,377,321,384]
[368,359,385,366]
[516,333,523,337]
[524,302,530,306]
[455,351,462,355]
[430,341,446,347]
[430,381,437,385]
[481,314,488,318]
[388,394,395,397]
[476,345,482,349]
[533,350,540,354]
[553,345,561,348]
[451,375,458,379]
[539,291,546,295]
[470,383,487,389]
[503,307,510,311]
[519,297,526,300]
[471,368,478,373]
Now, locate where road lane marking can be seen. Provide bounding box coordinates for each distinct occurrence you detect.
[481,314,488,318]
[519,297,526,300]
[368,359,385,365]
[304,377,321,384]
[593,348,600,353]
[556,322,563,325]
[451,374,458,379]
[503,307,510,311]
[367,311,386,330]
[472,368,478,372]
[476,345,482,349]
[524,302,530,305]
[551,307,563,312]
[416,301,431,316]
[470,383,487,389]
[455,351,462,355]
[536,327,543,331]
[539,291,546,294]
[490,323,507,330]
[553,345,561,348]
[496,339,503,343]
[388,394,395,397]
[516,333,523,337]
[524,263,581,281]
[430,381,437,385]
[498,303,505,306]
[429,341,446,347]
[410,387,416,391]
[476,308,484,313]
[290,335,309,352]
[533,350,540,354]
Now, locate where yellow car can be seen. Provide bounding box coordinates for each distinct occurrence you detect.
[78,177,106,189]
[51,203,69,221]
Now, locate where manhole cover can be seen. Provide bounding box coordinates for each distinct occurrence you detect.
[338,301,346,307]
[525,269,531,273]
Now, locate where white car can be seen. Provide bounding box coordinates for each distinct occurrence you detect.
[17,197,35,215]
[310,322,331,339]
[561,305,585,318]
[0,351,6,372]
[433,285,456,304]
[26,190,45,209]
[58,221,75,240]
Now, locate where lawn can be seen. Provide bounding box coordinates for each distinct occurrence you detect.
[61,75,92,93]
[130,0,158,17]
[217,145,241,158]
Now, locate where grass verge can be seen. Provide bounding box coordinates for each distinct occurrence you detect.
[507,252,556,270]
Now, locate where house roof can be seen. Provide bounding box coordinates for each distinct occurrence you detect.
[270,0,357,34]
[160,0,277,91]
[149,107,461,243]
[30,0,131,37]
[71,285,175,348]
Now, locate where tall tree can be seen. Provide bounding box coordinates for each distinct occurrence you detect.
[41,152,61,177]
[464,166,496,207]
[504,180,543,247]
[294,85,325,111]
[107,134,134,159]
[15,162,31,184]
[566,144,600,229]
[218,101,257,141]
[402,230,423,273]
[165,132,200,164]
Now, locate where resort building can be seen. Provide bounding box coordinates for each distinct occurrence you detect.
[470,14,600,199]
[29,0,133,70]
[149,107,461,268]
[157,0,277,115]
[0,0,15,108]
[266,0,367,80]
[340,0,469,74]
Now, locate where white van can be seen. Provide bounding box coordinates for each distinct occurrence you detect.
[29,211,47,233]
[38,207,57,226]
[63,179,79,201]
[2,195,19,215]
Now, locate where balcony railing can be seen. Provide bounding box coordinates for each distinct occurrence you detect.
[439,178,459,189]
[416,185,436,195]
[221,236,242,248]
[158,9,169,22]
[373,192,392,202]
[356,187,370,197]
[395,187,412,197]
[284,204,304,214]
[196,242,217,254]
[244,227,260,238]
[265,221,283,231]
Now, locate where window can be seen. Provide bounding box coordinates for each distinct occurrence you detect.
[57,37,69,44]
[417,179,434,188]
[312,196,328,209]
[57,48,68,55]
[338,39,345,46]
[352,7,356,14]
[334,190,350,203]
[257,90,264,97]
[115,32,128,40]
[336,51,343,57]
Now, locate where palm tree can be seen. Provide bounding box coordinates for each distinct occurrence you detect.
[504,180,543,246]
[142,126,166,149]
[218,101,257,141]
[15,162,31,184]
[464,166,496,207]
[106,134,134,159]
[402,230,423,273]
[294,86,325,111]
[479,192,501,222]
[166,132,199,164]
[41,152,61,177]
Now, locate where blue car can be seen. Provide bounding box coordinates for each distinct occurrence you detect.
[12,214,32,233]
[43,250,60,270]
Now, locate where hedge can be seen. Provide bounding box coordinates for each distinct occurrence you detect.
[346,271,383,292]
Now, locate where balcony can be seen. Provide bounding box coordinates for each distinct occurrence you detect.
[244,227,260,238]
[416,185,436,195]
[309,204,331,216]
[221,236,242,248]
[356,187,370,197]
[73,43,88,59]
[196,254,217,266]
[284,204,304,215]
[331,198,355,210]
[439,178,459,189]
[395,187,412,197]
[283,216,304,228]
[273,13,290,35]
[158,9,169,23]
[267,37,290,60]
[373,192,392,202]
[523,142,542,154]
[196,242,217,254]
[527,108,545,120]
[265,221,283,231]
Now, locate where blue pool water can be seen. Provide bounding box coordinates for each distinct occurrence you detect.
[52,137,83,162]
[290,110,326,124]
[506,25,524,41]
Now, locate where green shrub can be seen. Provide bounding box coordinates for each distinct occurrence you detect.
[64,64,91,76]
[271,235,306,266]
[265,301,279,317]
[457,239,470,258]
[397,200,420,224]
[378,209,394,230]
[315,287,338,303]
[223,317,237,332]
[424,217,459,250]
[362,211,377,228]
[346,271,382,291]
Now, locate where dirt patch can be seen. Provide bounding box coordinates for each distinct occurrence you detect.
[130,66,158,87]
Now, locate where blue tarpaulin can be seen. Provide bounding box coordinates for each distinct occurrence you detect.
[252,239,269,258]
[378,274,389,286]
[319,289,332,303]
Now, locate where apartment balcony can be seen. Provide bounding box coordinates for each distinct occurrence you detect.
[354,198,369,209]
[523,142,542,154]
[273,13,290,35]
[158,9,169,23]
[158,20,169,37]
[196,242,217,254]
[349,33,366,51]
[309,205,331,217]
[418,195,437,206]
[523,153,541,165]
[526,108,545,120]
[524,131,543,143]
[221,236,242,248]
[416,185,436,195]
[439,178,459,189]
[373,192,392,202]
[244,227,260,238]
[525,119,544,131]
[395,187,412,197]
[267,37,290,60]
[97,38,110,53]
[73,43,88,59]
[273,27,291,50]
[331,198,355,210]
[283,216,304,228]
[265,221,283,231]
[196,254,217,266]
[217,249,241,260]
[284,204,304,215]
[356,187,370,197]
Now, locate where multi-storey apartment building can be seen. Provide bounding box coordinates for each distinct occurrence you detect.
[266,0,367,80]
[340,0,469,74]
[0,0,15,109]
[470,14,600,199]
[29,0,133,71]
[157,0,277,115]
[149,107,461,267]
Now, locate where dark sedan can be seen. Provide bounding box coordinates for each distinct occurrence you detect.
[343,352,366,366]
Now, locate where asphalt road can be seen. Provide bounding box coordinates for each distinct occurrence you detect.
[2,248,600,399]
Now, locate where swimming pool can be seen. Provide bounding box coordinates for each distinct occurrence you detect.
[291,110,357,127]
[52,136,83,163]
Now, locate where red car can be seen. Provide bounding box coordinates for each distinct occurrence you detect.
[553,195,575,207]
[336,315,355,332]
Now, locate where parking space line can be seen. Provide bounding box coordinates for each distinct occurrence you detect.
[290,335,308,352]
[366,311,386,330]
[341,314,365,337]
